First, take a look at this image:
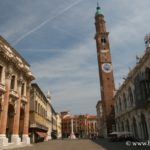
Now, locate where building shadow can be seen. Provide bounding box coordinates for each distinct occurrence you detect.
[91,138,145,150]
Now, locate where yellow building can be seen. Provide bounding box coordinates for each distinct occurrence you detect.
[29,83,52,143]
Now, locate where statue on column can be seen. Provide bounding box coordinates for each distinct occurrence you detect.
[69,116,76,139]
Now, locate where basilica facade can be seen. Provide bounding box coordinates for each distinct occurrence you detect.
[114,34,150,140]
[0,36,34,146]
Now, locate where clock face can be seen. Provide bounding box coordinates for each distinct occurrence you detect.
[102,63,112,73]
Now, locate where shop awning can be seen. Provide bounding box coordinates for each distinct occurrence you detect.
[36,132,47,137]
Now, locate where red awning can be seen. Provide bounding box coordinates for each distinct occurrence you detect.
[36,132,47,137]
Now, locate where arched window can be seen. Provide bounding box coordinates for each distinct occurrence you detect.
[42,107,43,116]
[126,119,130,131]
[10,75,15,90]
[115,102,118,114]
[40,105,42,115]
[0,66,3,82]
[0,94,2,112]
[144,68,150,98]
[128,87,134,106]
[38,104,40,114]
[133,117,138,138]
[123,93,127,109]
[21,83,25,96]
[119,97,122,112]
[141,113,148,140]
[121,121,124,131]
[101,37,106,44]
[145,68,150,80]
[35,101,37,112]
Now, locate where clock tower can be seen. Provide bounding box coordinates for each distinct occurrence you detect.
[95,3,115,137]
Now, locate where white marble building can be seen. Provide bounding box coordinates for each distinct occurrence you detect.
[114,34,150,140]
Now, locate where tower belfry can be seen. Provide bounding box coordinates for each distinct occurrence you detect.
[94,2,115,137]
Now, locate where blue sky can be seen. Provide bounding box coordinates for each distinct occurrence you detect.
[0,0,150,115]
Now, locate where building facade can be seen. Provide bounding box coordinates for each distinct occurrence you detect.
[96,100,103,137]
[51,108,57,139]
[94,4,115,137]
[56,113,62,139]
[0,36,34,146]
[114,34,150,140]
[87,115,97,138]
[61,113,97,138]
[29,83,52,143]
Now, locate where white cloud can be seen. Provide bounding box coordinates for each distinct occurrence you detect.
[1,0,150,114]
[31,39,100,114]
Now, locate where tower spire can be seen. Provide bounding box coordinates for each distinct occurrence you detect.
[95,1,103,16]
[97,1,100,8]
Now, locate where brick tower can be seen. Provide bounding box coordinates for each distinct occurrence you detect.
[94,3,115,137]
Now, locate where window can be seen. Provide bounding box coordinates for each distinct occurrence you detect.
[128,87,134,106]
[38,104,40,114]
[119,97,122,111]
[101,37,106,44]
[0,94,2,114]
[35,101,37,112]
[21,83,24,96]
[115,102,118,113]
[123,93,127,109]
[10,75,15,90]
[0,66,3,82]
[144,68,150,98]
[126,119,130,131]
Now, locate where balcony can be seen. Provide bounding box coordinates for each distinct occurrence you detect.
[0,82,5,93]
[9,89,19,98]
[21,96,27,103]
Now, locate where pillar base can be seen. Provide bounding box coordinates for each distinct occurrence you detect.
[11,135,21,144]
[47,135,51,140]
[69,133,76,139]
[0,134,8,146]
[22,135,30,144]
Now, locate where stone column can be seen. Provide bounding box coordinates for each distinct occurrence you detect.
[11,79,22,144]
[0,71,11,146]
[22,83,30,144]
[69,117,76,139]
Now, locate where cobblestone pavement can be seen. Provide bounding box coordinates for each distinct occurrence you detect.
[2,138,150,150]
[5,139,101,150]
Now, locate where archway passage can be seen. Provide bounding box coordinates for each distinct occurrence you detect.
[19,107,25,141]
[141,113,148,140]
[6,104,15,142]
[126,119,130,132]
[132,117,138,138]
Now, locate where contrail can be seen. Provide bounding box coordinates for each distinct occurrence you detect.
[14,0,84,46]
